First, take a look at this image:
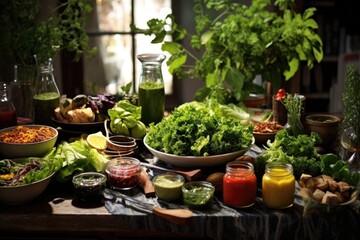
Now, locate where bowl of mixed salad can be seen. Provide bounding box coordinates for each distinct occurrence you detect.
[0,157,60,205]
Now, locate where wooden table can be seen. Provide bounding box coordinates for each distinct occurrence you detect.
[0,180,204,240]
[1,177,360,240]
[1,132,360,240]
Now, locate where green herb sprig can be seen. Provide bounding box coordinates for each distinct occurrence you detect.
[282,93,304,136]
[342,64,360,147]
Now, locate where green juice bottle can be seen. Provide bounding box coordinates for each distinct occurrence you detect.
[33,58,60,126]
[137,54,166,126]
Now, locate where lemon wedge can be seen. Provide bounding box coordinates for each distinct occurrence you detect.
[86,131,107,150]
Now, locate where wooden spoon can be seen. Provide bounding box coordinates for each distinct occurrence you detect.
[140,162,202,181]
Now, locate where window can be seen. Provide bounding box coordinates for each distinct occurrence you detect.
[83,0,173,97]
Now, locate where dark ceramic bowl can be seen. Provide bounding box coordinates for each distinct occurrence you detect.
[305,114,341,148]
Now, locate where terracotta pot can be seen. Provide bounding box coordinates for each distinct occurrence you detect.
[305,114,341,148]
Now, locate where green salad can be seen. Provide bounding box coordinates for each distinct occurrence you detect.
[145,101,253,156]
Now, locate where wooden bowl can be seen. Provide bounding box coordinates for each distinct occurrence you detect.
[253,122,284,146]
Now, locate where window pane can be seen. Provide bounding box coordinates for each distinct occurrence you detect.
[134,0,172,28]
[84,34,133,94]
[89,0,132,32]
[84,0,173,96]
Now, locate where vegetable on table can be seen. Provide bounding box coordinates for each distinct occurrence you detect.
[320,153,360,187]
[108,100,147,139]
[0,157,62,186]
[256,129,322,179]
[44,139,109,182]
[145,101,254,156]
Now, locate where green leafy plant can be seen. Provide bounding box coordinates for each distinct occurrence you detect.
[132,0,323,104]
[342,64,360,147]
[0,0,97,69]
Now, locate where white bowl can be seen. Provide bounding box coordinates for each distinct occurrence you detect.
[143,135,254,167]
[0,125,58,158]
[0,172,54,205]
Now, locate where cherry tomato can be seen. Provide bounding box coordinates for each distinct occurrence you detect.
[275,88,286,100]
[277,88,286,95]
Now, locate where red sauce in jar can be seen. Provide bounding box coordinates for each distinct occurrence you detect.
[223,161,257,208]
[106,157,141,190]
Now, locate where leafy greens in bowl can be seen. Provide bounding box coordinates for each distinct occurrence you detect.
[144,101,254,166]
[0,157,61,204]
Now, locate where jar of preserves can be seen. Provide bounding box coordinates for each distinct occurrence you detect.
[223,161,257,208]
[262,162,295,209]
[106,157,141,190]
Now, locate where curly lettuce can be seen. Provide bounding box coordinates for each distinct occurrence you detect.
[145,101,253,156]
[256,130,322,179]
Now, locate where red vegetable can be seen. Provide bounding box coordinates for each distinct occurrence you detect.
[275,88,286,100]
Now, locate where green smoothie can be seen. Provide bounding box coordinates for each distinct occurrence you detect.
[138,82,165,125]
[33,92,60,126]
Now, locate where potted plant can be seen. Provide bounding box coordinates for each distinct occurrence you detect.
[0,0,97,81]
[340,64,360,171]
[132,0,323,105]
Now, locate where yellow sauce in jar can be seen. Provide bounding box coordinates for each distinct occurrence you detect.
[262,163,295,209]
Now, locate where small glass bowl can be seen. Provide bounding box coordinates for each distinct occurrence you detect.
[153,173,185,202]
[72,172,107,202]
[182,181,215,209]
[105,157,141,190]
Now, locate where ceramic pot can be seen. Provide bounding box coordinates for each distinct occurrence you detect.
[305,113,341,148]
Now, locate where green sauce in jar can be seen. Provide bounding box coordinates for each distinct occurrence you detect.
[153,173,184,202]
[138,82,164,126]
[182,181,215,209]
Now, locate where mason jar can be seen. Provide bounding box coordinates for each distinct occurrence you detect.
[223,161,257,208]
[262,162,295,209]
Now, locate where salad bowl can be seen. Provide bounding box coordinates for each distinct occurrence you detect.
[143,135,254,167]
[0,158,55,205]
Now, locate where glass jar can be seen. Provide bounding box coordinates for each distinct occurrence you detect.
[153,173,185,202]
[105,157,141,190]
[262,162,295,209]
[33,58,60,126]
[0,82,17,129]
[137,53,166,126]
[223,161,257,208]
[72,172,107,203]
[9,65,36,124]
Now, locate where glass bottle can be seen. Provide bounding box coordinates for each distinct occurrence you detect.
[137,53,166,126]
[9,65,35,124]
[223,161,257,208]
[33,58,60,126]
[0,82,17,129]
[262,162,295,209]
[340,127,360,172]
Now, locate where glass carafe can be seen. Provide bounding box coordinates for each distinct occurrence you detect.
[9,65,35,124]
[0,82,17,129]
[137,53,166,126]
[33,58,60,126]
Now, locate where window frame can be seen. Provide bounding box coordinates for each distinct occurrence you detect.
[61,0,181,110]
